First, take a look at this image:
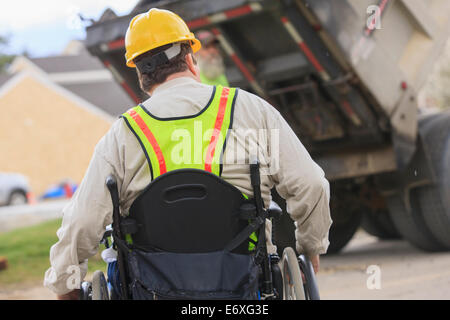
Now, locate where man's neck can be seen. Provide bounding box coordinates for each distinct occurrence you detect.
[148,71,199,95]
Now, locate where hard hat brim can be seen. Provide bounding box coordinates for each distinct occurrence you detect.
[126,38,202,68]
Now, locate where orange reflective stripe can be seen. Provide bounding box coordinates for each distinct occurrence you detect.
[205,87,230,172]
[127,109,167,175]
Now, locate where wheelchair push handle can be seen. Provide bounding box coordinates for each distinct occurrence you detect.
[106,175,119,207]
[105,174,130,300]
[105,174,116,188]
[250,161,260,187]
[105,174,121,238]
[106,175,121,230]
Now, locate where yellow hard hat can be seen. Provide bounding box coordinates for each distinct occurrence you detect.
[125,8,201,67]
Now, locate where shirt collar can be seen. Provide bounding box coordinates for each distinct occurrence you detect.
[151,77,199,96]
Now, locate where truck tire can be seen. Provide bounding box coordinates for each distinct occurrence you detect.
[272,187,361,255]
[386,192,445,251]
[361,209,402,240]
[416,112,450,249]
[326,198,362,254]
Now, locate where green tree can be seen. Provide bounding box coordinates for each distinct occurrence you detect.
[0,35,15,73]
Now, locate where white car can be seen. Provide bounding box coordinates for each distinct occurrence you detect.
[0,173,31,206]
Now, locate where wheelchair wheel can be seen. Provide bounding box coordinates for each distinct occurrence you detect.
[281,247,305,300]
[298,254,321,300]
[92,270,109,300]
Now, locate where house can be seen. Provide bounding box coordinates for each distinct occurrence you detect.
[0,40,137,196]
[9,41,135,117]
[0,40,141,196]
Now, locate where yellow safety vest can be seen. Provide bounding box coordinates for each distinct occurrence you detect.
[121,85,257,251]
[122,85,235,179]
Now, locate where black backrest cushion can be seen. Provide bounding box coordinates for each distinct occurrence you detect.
[129,169,249,253]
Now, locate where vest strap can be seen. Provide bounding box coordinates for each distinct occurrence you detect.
[126,109,167,176]
[205,87,230,172]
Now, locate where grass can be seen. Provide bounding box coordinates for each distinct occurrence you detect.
[0,219,107,288]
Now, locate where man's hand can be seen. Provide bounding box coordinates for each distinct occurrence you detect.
[57,289,80,300]
[309,255,320,274]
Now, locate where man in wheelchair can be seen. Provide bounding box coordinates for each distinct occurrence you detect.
[44,8,332,300]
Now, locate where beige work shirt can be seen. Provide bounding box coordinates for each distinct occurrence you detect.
[44,77,332,295]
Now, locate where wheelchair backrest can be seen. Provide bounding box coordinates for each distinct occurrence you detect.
[128,169,250,253]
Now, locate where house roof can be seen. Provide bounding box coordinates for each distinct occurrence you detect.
[0,73,13,87]
[30,52,105,73]
[62,81,131,116]
[26,52,134,116]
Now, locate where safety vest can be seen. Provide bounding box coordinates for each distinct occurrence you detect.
[121,85,257,251]
[121,85,236,179]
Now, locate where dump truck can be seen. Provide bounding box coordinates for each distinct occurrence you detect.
[85,0,450,254]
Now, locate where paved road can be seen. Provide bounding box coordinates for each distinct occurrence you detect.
[0,286,55,300]
[317,230,450,300]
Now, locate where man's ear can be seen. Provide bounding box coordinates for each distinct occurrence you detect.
[186,53,200,77]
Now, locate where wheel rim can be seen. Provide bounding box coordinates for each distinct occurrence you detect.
[92,271,109,300]
[283,258,296,300]
[282,247,305,300]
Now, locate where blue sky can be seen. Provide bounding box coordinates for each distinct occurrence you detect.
[0,0,139,58]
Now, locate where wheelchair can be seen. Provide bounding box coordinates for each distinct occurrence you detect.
[80,161,320,300]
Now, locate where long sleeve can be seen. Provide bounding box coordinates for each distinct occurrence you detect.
[267,105,332,257]
[43,122,123,295]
